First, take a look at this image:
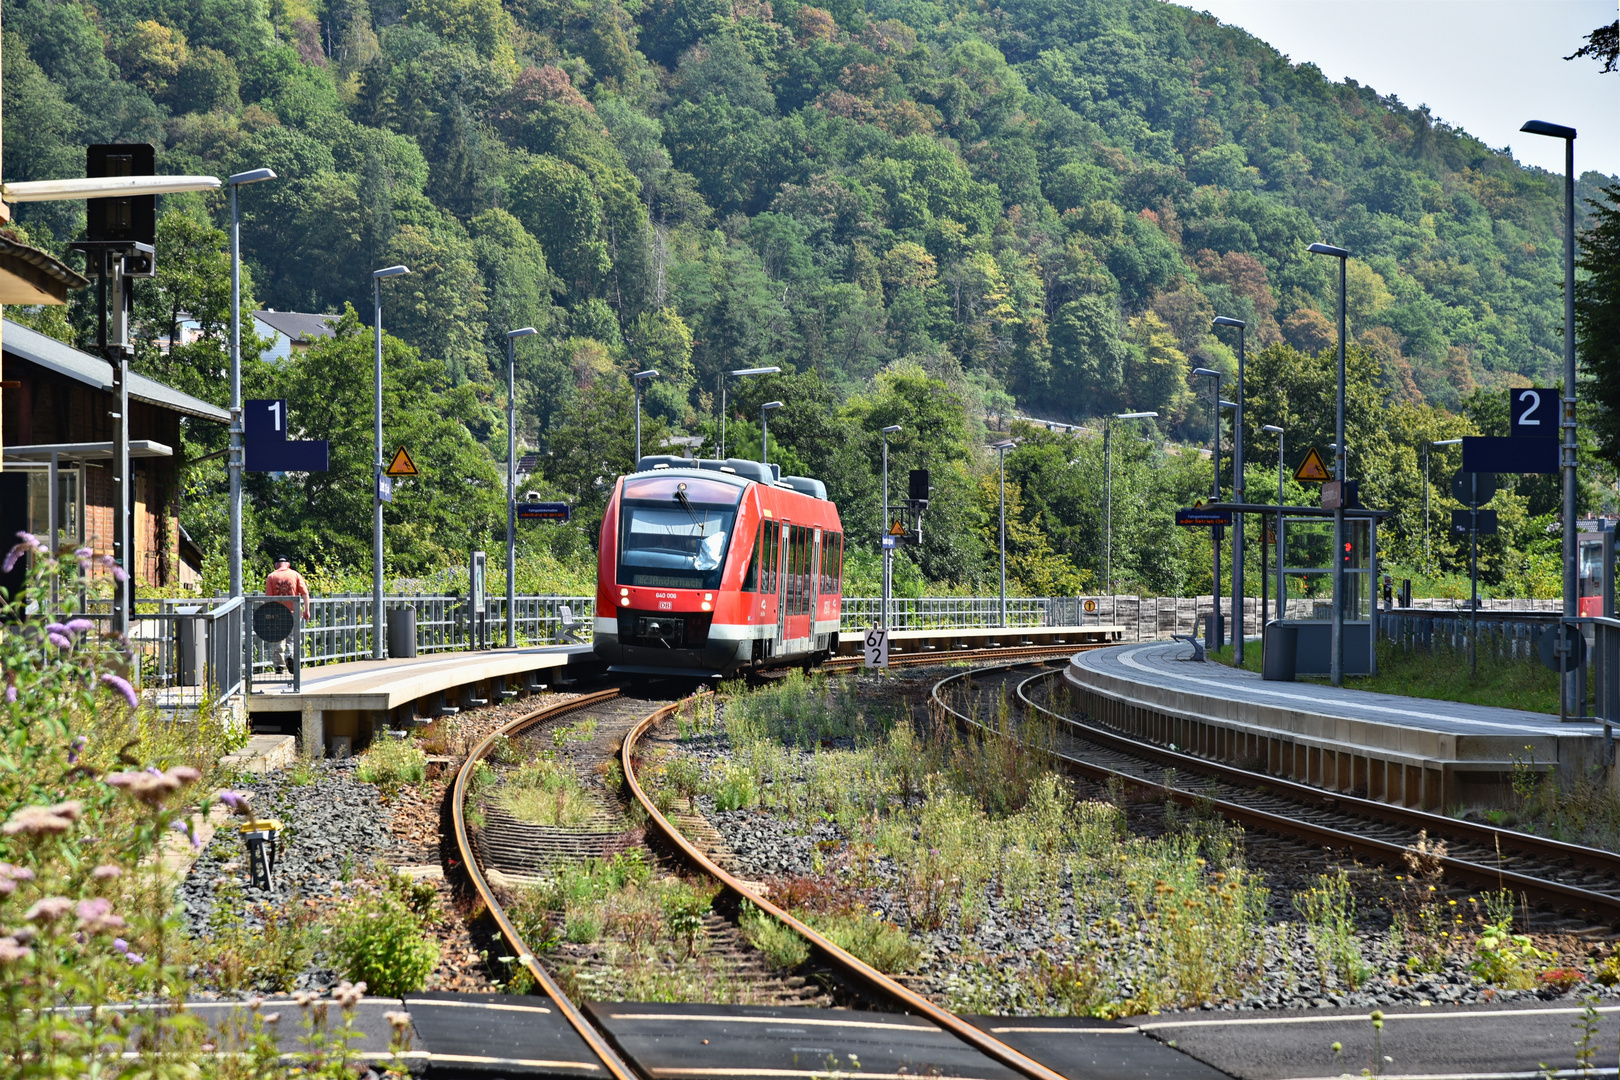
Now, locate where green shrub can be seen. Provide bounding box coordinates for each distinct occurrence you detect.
[497,758,597,827]
[356,738,427,790]
[710,763,757,812]
[803,909,920,973]
[328,892,440,996]
[740,902,810,969]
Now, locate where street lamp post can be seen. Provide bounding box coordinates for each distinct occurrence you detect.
[991,440,1016,627]
[881,425,901,631]
[1213,316,1247,662]
[631,370,658,464]
[1520,119,1579,718]
[505,327,537,648]
[761,401,784,466]
[227,168,276,602]
[1424,438,1463,576]
[1263,425,1285,623]
[1105,412,1157,599]
[719,367,780,459]
[371,264,410,660]
[1308,242,1351,686]
[1193,367,1223,650]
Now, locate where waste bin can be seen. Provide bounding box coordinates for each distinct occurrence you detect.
[1262,620,1296,682]
[387,606,417,659]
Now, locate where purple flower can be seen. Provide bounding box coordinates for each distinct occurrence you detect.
[45,623,68,635]
[112,938,129,954]
[76,897,125,933]
[0,879,13,897]
[65,619,93,635]
[48,633,71,650]
[216,791,245,810]
[110,566,128,583]
[5,686,15,705]
[99,674,138,709]
[75,547,93,560]
[2,543,28,574]
[124,951,144,964]
[67,736,86,765]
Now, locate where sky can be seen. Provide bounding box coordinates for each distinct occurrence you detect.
[1172,0,1619,179]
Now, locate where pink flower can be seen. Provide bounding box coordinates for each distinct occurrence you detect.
[0,937,33,964]
[3,805,75,836]
[92,865,121,881]
[0,879,13,896]
[75,897,125,933]
[75,547,93,560]
[99,674,138,709]
[4,686,14,705]
[47,801,81,822]
[24,897,74,923]
[0,863,36,882]
[105,770,181,805]
[166,766,200,785]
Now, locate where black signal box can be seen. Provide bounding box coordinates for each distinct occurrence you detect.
[86,144,156,248]
[908,468,930,505]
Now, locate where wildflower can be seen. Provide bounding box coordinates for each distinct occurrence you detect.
[75,547,93,560]
[334,980,367,1008]
[99,674,138,709]
[46,622,68,635]
[3,804,76,836]
[167,766,200,785]
[3,541,33,573]
[215,790,246,811]
[0,880,11,896]
[0,864,35,882]
[67,736,87,765]
[24,897,74,923]
[124,951,144,964]
[65,619,93,635]
[48,801,81,822]
[385,1011,411,1030]
[76,898,125,933]
[262,1013,281,1025]
[294,992,315,1008]
[47,632,71,650]
[247,997,263,1012]
[112,938,129,954]
[0,937,34,964]
[4,686,13,704]
[106,770,181,805]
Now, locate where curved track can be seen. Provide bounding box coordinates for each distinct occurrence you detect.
[930,661,1620,925]
[451,684,1071,1080]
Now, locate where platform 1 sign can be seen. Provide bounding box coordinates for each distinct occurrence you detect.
[1176,506,1232,527]
[516,501,571,522]
[243,398,328,472]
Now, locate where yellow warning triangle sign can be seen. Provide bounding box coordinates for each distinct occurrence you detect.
[888,519,906,536]
[385,446,418,477]
[1294,447,1332,483]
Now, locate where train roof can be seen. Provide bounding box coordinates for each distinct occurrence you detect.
[630,456,831,503]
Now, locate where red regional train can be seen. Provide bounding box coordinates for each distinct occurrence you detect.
[593,456,844,677]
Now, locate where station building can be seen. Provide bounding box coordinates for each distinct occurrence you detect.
[0,318,228,592]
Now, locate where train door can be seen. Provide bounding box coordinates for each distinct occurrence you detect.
[775,520,789,651]
[809,527,822,652]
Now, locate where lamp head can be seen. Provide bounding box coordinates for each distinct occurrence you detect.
[1432,438,1463,447]
[1308,242,1350,259]
[1521,120,1576,141]
[762,400,784,411]
[990,439,1017,451]
[507,326,538,339]
[1219,400,1237,409]
[1191,367,1222,379]
[633,369,658,382]
[1212,316,1246,329]
[881,424,902,435]
[229,168,277,186]
[1262,425,1284,435]
[1115,411,1158,420]
[373,265,410,279]
[729,366,780,376]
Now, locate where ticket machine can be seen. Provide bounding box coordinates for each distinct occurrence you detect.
[1578,519,1615,618]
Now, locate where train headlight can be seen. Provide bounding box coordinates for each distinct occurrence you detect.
[701,602,712,612]
[704,593,713,601]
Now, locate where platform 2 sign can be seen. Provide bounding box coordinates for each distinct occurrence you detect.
[516,501,571,522]
[1176,506,1232,527]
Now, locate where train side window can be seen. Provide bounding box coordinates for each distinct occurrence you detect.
[794,525,806,615]
[741,533,757,592]
[765,523,778,595]
[833,533,843,592]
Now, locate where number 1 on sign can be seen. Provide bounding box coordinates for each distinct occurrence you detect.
[864,626,889,669]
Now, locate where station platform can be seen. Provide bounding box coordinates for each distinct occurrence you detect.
[834,623,1125,657]
[247,644,600,756]
[1066,640,1607,809]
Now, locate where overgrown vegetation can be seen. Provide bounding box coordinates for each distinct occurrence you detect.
[355,736,429,790]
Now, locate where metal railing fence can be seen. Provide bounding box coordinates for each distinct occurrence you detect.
[79,596,244,712]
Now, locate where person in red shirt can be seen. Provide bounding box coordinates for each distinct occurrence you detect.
[264,556,311,673]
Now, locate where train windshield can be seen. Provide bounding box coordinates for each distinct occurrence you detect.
[617,475,742,590]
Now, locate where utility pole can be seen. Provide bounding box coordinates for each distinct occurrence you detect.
[1309,242,1351,685]
[371,264,410,659]
[505,327,537,649]
[1214,316,1247,662]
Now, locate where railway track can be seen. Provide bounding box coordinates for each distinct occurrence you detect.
[823,640,1104,671]
[930,660,1620,928]
[449,686,1071,1080]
